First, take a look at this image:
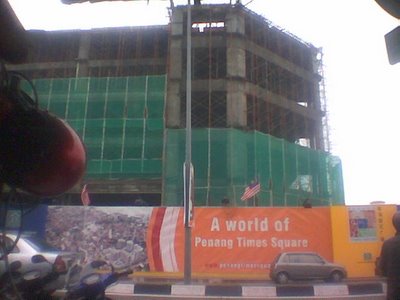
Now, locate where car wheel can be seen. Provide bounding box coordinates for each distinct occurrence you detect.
[276,272,289,284]
[330,271,343,282]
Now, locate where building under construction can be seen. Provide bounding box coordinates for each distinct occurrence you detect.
[8,2,344,206]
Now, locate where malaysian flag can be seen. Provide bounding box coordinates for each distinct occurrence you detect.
[241,181,261,201]
[81,184,91,206]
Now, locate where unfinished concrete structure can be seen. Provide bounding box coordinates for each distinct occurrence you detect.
[167,4,327,150]
[7,3,343,206]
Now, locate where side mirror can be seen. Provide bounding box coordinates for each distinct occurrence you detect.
[385,26,400,65]
[31,254,47,264]
[375,0,400,19]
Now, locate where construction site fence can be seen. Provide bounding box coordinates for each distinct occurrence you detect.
[5,205,398,279]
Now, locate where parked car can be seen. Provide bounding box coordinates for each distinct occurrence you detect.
[269,252,347,284]
[0,233,82,289]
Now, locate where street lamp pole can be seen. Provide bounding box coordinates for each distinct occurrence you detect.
[184,0,192,284]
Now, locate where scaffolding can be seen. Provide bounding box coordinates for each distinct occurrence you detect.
[33,75,165,180]
[167,3,327,151]
[30,74,344,207]
[9,3,342,206]
[163,128,344,206]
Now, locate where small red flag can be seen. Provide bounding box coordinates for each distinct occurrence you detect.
[81,184,90,206]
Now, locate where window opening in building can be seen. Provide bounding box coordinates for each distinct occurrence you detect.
[192,21,225,33]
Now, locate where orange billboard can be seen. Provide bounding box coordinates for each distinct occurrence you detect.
[41,205,399,279]
[147,207,333,274]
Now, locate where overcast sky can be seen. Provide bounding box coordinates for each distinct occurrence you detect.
[8,0,400,205]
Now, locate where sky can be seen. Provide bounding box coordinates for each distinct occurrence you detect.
[8,0,400,206]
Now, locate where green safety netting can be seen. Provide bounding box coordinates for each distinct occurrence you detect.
[32,76,344,207]
[34,76,165,179]
[163,128,344,207]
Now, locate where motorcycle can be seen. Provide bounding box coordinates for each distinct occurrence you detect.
[64,260,133,300]
[0,254,60,300]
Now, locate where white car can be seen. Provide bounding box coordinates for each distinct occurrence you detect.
[0,233,81,290]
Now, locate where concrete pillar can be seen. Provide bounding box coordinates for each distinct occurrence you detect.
[227,80,246,128]
[225,9,246,128]
[225,8,245,36]
[76,31,90,77]
[311,48,325,151]
[166,9,184,128]
[166,80,182,128]
[227,46,246,78]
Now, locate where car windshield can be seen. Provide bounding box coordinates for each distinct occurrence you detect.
[22,235,60,252]
[271,253,282,265]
